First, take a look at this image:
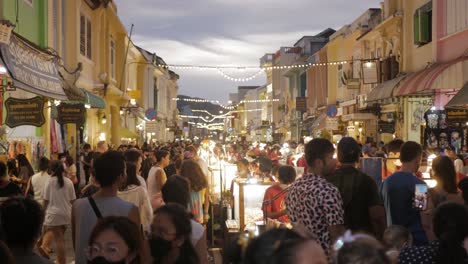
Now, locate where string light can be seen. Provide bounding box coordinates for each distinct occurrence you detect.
[174,97,279,110]
[157,60,350,72]
[216,68,265,82]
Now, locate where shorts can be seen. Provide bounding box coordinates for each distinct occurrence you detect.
[43,213,70,227]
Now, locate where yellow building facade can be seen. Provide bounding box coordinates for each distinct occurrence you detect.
[63,0,132,148]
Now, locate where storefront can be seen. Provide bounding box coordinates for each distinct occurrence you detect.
[393,56,468,144]
[0,32,84,164]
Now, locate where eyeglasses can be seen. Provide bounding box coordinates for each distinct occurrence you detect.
[85,244,124,261]
[151,227,177,239]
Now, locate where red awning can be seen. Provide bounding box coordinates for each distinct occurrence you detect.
[394,56,468,96]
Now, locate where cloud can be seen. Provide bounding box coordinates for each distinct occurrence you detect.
[114,0,381,101]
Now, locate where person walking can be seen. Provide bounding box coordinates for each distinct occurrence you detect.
[0,162,22,204]
[118,160,153,235]
[27,157,51,207]
[39,161,76,263]
[326,137,386,239]
[381,141,428,246]
[147,150,169,208]
[72,151,140,264]
[285,138,345,257]
[180,159,210,224]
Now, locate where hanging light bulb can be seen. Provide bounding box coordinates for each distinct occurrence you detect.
[101,114,107,124]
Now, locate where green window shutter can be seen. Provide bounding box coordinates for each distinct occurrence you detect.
[414,10,421,44]
[420,10,430,43]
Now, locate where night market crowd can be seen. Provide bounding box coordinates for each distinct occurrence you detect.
[0,137,467,264]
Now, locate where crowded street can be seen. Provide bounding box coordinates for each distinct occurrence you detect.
[1,0,468,263]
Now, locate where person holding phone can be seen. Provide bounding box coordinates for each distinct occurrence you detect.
[381,141,428,246]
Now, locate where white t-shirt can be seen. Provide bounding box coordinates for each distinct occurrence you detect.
[137,175,147,190]
[455,158,465,175]
[31,171,51,206]
[147,166,166,198]
[43,177,76,218]
[118,185,153,233]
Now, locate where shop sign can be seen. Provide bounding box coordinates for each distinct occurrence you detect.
[326,117,339,130]
[347,78,361,89]
[295,97,307,112]
[5,96,45,128]
[146,121,158,133]
[446,109,468,122]
[378,121,396,134]
[261,120,270,127]
[57,103,85,125]
[0,33,67,99]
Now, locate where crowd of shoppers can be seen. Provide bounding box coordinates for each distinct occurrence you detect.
[0,137,467,264]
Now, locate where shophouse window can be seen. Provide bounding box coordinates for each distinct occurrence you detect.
[414,1,432,46]
[80,14,92,59]
[110,36,115,79]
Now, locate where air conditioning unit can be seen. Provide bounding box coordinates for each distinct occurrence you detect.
[357,94,367,109]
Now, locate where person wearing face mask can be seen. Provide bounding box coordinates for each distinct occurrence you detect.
[149,203,200,264]
[72,151,141,264]
[86,216,145,264]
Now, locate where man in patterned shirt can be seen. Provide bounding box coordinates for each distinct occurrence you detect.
[285,138,345,257]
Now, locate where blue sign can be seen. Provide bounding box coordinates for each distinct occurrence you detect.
[326,105,338,118]
[145,108,157,120]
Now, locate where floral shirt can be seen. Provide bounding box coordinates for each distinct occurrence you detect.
[398,241,439,264]
[285,173,344,256]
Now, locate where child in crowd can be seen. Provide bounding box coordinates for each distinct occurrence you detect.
[383,225,413,264]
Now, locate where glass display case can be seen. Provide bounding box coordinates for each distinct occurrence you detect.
[209,161,238,204]
[232,179,275,230]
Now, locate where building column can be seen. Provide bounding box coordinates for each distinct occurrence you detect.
[110,105,121,147]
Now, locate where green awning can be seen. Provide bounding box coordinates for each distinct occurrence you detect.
[82,89,105,109]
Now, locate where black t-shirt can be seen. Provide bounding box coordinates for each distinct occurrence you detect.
[326,166,382,234]
[164,164,177,178]
[0,181,22,199]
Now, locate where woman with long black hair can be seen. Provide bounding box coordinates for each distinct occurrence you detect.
[399,202,468,264]
[38,160,76,263]
[149,203,199,264]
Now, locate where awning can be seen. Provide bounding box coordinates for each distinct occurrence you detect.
[0,32,68,100]
[446,82,468,108]
[394,56,468,96]
[366,75,407,102]
[120,127,140,139]
[341,113,376,122]
[311,113,326,129]
[82,89,105,109]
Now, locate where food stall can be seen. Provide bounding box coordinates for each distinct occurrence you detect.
[232,178,275,230]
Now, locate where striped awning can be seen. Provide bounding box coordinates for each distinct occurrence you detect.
[366,75,407,102]
[394,56,468,96]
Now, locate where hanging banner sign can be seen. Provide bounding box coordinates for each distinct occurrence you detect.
[0,33,67,100]
[57,103,86,125]
[5,96,45,128]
